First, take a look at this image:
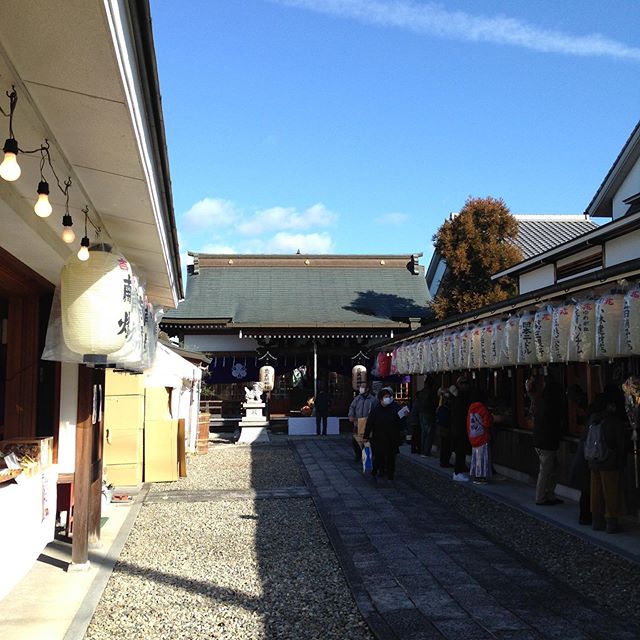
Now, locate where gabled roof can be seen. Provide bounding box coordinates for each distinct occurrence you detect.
[514,215,598,259]
[586,119,640,219]
[163,254,431,329]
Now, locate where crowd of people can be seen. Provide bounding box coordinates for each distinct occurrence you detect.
[344,373,631,534]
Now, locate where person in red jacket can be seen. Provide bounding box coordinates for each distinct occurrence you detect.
[467,388,493,484]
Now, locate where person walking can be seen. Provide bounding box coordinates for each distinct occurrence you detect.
[467,388,493,483]
[348,383,377,462]
[363,388,403,481]
[416,376,439,457]
[450,376,471,481]
[527,372,564,506]
[436,387,453,467]
[585,393,627,533]
[314,384,329,436]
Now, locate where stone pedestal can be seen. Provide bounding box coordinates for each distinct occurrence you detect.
[237,401,270,444]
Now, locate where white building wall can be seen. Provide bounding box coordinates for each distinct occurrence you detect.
[184,334,258,352]
[519,264,555,294]
[605,230,640,266]
[56,363,79,473]
[613,159,640,219]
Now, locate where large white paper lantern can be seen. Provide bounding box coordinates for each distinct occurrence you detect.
[259,365,275,391]
[469,326,482,369]
[61,248,133,355]
[109,275,145,367]
[622,286,640,355]
[533,306,553,364]
[596,293,624,359]
[352,365,367,390]
[452,331,462,370]
[419,339,430,373]
[500,316,519,366]
[570,299,596,362]
[550,303,574,363]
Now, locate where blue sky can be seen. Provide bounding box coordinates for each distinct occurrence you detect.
[150,0,640,265]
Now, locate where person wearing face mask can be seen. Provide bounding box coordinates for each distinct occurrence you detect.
[348,383,377,462]
[363,388,403,481]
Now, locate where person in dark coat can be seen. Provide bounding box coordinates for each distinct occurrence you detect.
[436,387,453,467]
[415,376,438,456]
[450,376,471,481]
[587,393,627,533]
[567,384,590,524]
[527,372,564,506]
[314,385,329,436]
[364,388,403,481]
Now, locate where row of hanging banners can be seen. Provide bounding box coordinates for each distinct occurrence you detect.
[390,286,640,375]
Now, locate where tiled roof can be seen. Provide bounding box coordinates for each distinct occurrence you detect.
[164,257,431,327]
[514,216,598,259]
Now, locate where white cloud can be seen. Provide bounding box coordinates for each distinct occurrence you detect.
[237,202,337,236]
[274,0,640,62]
[266,232,335,253]
[375,212,409,225]
[181,198,238,230]
[200,243,237,254]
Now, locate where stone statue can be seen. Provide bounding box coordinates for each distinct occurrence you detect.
[244,381,264,403]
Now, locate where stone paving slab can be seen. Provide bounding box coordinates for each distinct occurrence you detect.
[294,439,638,640]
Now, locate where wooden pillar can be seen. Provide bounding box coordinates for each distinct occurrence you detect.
[72,366,104,565]
[4,296,39,438]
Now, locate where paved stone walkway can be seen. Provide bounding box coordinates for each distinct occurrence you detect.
[294,439,638,640]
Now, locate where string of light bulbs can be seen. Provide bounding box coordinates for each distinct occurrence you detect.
[0,85,102,259]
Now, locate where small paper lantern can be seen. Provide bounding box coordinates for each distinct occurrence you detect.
[61,248,133,355]
[480,323,493,368]
[550,303,574,363]
[390,348,399,375]
[259,365,275,391]
[452,331,462,370]
[500,317,519,366]
[488,320,503,368]
[432,334,444,372]
[518,311,536,365]
[459,328,471,370]
[570,299,596,362]
[533,306,553,363]
[376,352,391,378]
[622,286,640,355]
[420,339,431,373]
[352,365,367,390]
[468,326,482,369]
[443,332,455,371]
[596,293,624,359]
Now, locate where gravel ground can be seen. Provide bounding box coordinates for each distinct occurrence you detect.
[396,457,640,628]
[86,445,371,640]
[148,443,303,493]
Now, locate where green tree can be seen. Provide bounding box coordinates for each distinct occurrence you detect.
[432,196,522,320]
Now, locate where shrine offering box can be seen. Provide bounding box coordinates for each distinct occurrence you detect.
[0,437,54,469]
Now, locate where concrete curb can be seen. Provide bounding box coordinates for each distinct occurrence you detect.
[63,484,151,640]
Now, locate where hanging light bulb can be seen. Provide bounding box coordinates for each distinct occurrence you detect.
[61,213,75,244]
[34,180,53,217]
[0,138,20,181]
[77,235,90,261]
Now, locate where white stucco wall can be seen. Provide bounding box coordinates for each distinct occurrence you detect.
[519,264,555,294]
[613,160,640,219]
[605,230,640,266]
[56,363,79,473]
[184,334,258,352]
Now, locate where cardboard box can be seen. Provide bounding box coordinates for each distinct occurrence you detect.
[105,369,145,396]
[104,395,144,430]
[144,419,178,482]
[105,463,142,486]
[145,387,172,421]
[104,427,143,465]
